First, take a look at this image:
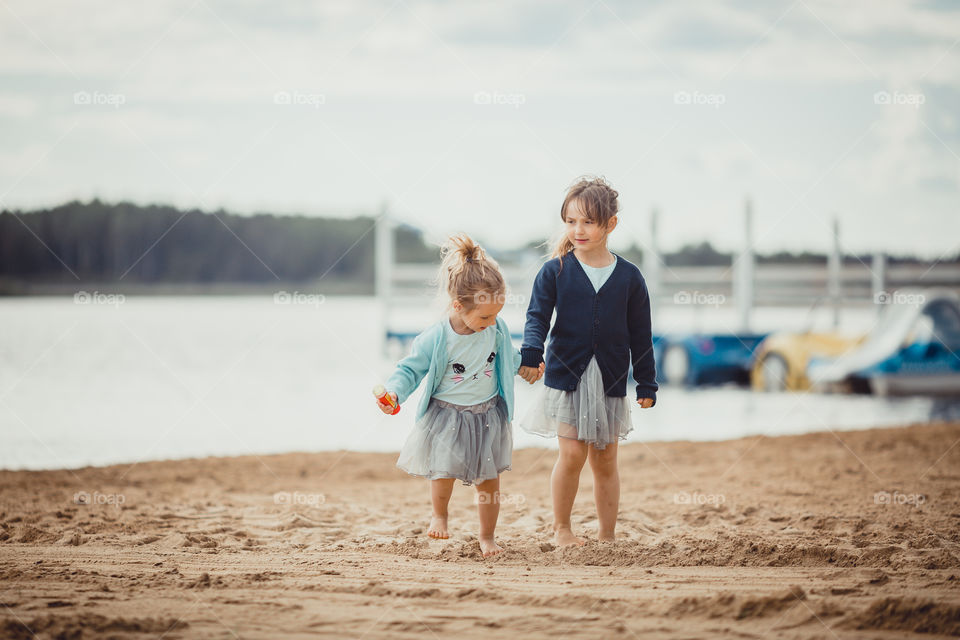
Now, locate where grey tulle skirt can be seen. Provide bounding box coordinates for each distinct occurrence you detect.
[397,395,512,485]
[520,356,632,450]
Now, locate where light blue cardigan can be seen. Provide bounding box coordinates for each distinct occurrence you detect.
[386,316,523,421]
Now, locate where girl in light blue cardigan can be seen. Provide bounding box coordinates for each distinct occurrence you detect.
[377,234,542,558]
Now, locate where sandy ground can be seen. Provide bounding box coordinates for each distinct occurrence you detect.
[2,422,960,639]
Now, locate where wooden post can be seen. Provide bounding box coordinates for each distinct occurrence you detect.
[735,198,755,332]
[375,202,393,357]
[643,207,661,324]
[828,216,841,328]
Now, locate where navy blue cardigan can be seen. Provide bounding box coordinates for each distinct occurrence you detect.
[521,252,658,404]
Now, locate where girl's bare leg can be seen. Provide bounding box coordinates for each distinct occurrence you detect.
[552,436,588,546]
[588,441,620,541]
[429,478,455,539]
[474,476,503,557]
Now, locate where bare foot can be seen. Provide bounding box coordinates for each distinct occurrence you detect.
[479,535,503,558]
[554,527,586,547]
[598,532,616,542]
[428,515,449,539]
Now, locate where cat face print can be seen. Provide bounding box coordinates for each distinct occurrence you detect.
[449,353,496,384]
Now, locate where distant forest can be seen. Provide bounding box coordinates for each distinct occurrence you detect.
[0,200,436,293]
[0,201,953,294]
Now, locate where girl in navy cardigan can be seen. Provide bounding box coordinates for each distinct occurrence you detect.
[519,177,658,548]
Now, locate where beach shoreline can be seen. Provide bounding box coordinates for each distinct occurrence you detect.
[2,423,959,638]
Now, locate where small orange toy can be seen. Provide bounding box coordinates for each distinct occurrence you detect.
[372,384,400,415]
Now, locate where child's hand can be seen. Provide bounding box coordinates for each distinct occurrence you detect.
[376,391,399,414]
[518,364,543,384]
[637,398,654,409]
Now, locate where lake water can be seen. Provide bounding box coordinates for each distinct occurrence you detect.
[1,296,956,470]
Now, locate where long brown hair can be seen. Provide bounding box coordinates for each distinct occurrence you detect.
[551,176,620,263]
[437,233,506,310]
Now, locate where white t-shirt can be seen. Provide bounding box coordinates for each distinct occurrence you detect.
[579,256,618,292]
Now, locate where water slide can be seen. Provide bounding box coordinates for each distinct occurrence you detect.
[808,289,960,387]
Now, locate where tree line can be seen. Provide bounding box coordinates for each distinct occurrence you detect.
[1,200,951,292]
[0,200,436,289]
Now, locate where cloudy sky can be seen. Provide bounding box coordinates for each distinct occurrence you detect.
[1,0,958,257]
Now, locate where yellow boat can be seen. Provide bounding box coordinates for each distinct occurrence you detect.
[750,331,865,392]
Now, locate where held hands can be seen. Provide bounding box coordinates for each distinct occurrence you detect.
[518,362,545,384]
[637,398,654,409]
